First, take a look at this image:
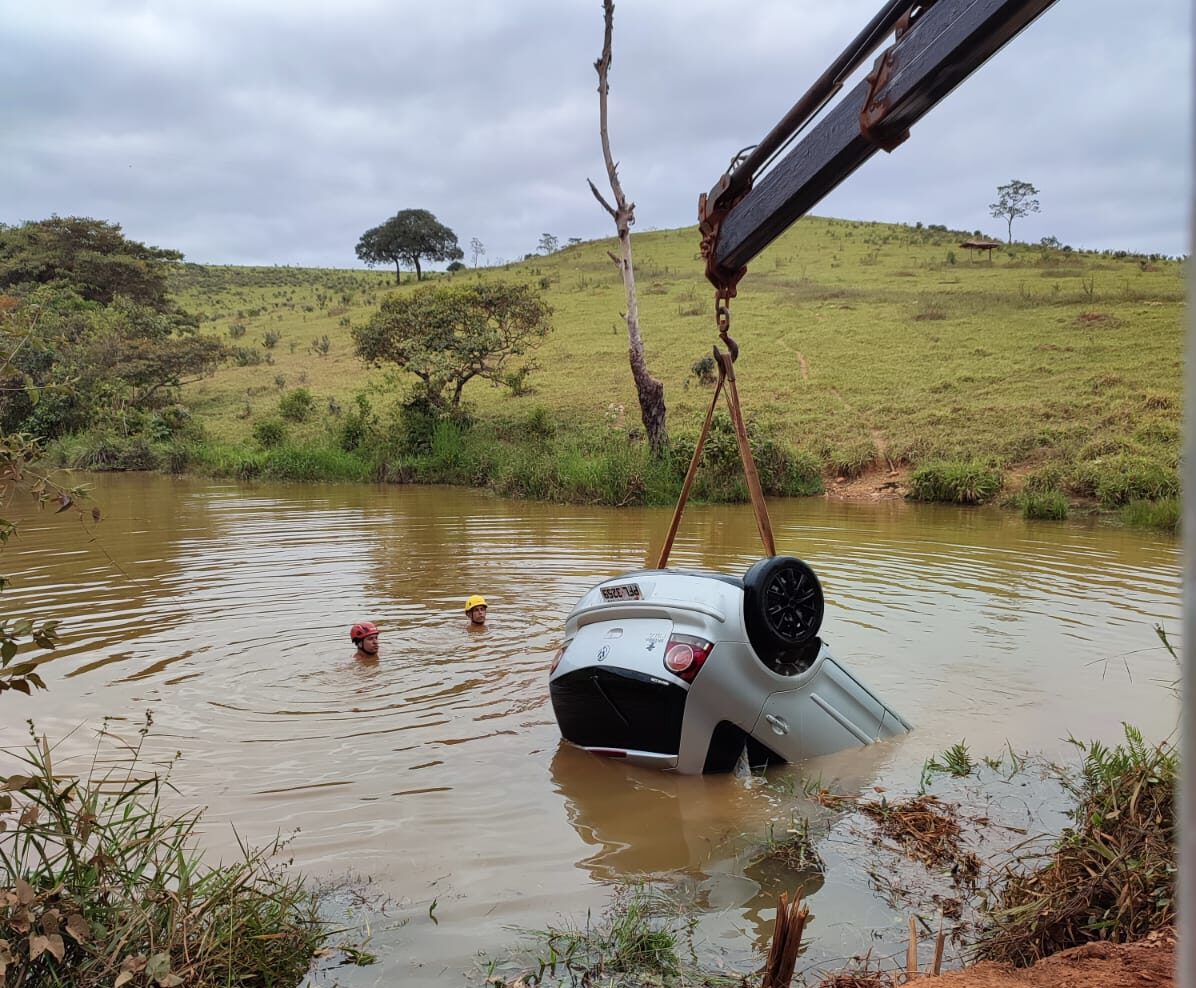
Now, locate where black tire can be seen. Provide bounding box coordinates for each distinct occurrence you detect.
[743,555,824,666]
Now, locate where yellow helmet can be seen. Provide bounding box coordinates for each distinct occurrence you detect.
[464,594,488,613]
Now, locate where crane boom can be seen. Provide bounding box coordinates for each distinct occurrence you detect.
[700,0,1060,290]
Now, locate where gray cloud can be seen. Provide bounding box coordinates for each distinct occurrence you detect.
[2,0,1188,267]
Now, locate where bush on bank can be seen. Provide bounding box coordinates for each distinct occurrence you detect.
[49,402,822,507]
[976,726,1176,966]
[908,461,1003,504]
[1120,497,1179,531]
[44,396,1178,528]
[0,728,326,987]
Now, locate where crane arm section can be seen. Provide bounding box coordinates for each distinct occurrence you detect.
[700,0,1059,291]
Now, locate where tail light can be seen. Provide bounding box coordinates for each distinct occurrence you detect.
[549,642,570,675]
[663,634,713,683]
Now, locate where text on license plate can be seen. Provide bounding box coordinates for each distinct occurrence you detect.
[601,582,642,602]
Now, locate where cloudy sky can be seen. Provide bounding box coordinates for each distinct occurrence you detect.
[4,1,1189,269]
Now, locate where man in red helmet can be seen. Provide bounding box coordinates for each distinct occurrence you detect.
[350,621,380,661]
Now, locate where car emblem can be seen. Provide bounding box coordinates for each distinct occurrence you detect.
[596,645,610,662]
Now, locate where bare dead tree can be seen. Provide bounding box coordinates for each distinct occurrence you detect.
[588,0,668,457]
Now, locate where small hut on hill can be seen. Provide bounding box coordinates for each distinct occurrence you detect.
[959,239,1003,261]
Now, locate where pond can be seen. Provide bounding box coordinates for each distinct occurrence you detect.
[0,474,1179,984]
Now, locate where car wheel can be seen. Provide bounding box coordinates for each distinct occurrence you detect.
[743,556,824,665]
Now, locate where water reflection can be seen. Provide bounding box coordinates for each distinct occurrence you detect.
[0,474,1180,986]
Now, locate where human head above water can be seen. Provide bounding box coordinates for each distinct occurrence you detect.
[464,595,487,625]
[350,621,379,654]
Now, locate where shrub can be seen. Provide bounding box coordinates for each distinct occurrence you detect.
[228,321,247,339]
[394,394,444,454]
[504,365,534,396]
[828,439,878,479]
[1067,455,1178,506]
[554,437,675,507]
[1018,490,1069,520]
[523,405,556,440]
[336,394,377,453]
[253,418,287,448]
[278,387,316,422]
[671,414,822,502]
[492,447,557,501]
[429,419,466,470]
[162,440,193,474]
[231,346,264,367]
[691,354,717,386]
[908,461,1003,503]
[59,432,161,471]
[261,329,282,349]
[1121,497,1179,532]
[1022,465,1065,495]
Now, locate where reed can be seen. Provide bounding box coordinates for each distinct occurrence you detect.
[484,884,742,988]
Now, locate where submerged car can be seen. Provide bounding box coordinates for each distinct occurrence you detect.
[548,556,910,774]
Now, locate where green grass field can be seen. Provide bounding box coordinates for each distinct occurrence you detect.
[162,215,1181,517]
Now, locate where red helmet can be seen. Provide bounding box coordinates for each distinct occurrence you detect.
[350,621,379,642]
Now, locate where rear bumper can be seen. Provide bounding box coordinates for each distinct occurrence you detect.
[549,666,686,756]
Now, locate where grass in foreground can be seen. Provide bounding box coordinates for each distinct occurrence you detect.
[0,720,327,987]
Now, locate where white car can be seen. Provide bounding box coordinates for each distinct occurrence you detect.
[549,556,910,774]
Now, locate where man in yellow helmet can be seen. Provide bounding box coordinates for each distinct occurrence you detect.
[464,594,488,629]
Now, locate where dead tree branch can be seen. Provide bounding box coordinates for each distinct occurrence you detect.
[589,0,667,456]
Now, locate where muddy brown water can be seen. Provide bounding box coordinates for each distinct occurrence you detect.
[0,474,1179,984]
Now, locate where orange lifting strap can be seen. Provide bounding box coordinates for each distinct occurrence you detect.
[655,298,776,569]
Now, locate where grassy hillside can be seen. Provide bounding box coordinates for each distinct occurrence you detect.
[154,215,1181,518]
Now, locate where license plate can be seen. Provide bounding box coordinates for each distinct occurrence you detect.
[600,582,642,602]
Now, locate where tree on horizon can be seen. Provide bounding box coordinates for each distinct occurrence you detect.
[355,210,463,283]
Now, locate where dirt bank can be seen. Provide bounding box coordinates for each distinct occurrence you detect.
[925,931,1175,988]
[825,464,910,500]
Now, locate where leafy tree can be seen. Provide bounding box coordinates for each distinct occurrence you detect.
[355,209,463,284]
[469,237,486,268]
[0,288,225,439]
[537,233,559,255]
[0,300,92,698]
[989,179,1040,243]
[0,219,226,439]
[0,432,72,698]
[0,216,182,310]
[353,281,552,408]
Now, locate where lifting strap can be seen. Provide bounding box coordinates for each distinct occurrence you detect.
[655,300,776,569]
